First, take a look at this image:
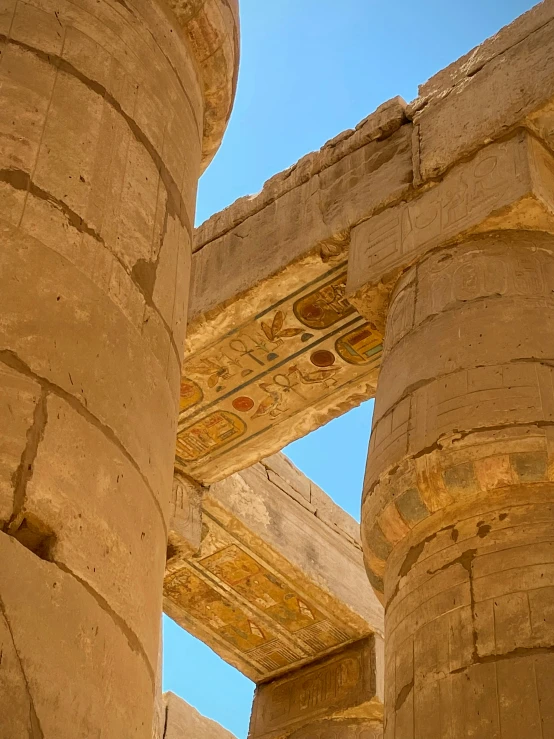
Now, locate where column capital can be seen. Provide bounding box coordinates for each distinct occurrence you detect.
[166,0,240,169]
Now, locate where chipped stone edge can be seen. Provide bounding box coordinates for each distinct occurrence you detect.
[193,96,408,252]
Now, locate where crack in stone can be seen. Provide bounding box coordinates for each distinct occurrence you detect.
[386,525,457,610]
[0,34,191,236]
[427,547,480,662]
[0,349,167,538]
[0,594,44,738]
[52,560,155,687]
[450,644,554,675]
[0,167,181,365]
[0,168,104,242]
[398,525,456,579]
[136,202,183,365]
[6,389,48,535]
[427,548,477,577]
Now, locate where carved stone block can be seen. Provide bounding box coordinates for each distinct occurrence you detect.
[249,637,383,739]
[168,472,203,559]
[347,131,554,316]
[164,456,383,682]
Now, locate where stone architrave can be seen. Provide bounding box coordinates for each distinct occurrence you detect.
[249,637,383,739]
[164,454,383,683]
[0,0,239,735]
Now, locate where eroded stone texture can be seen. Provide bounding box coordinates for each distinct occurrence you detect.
[249,638,383,739]
[163,691,238,738]
[164,454,383,682]
[360,232,554,738]
[167,0,240,170]
[0,532,154,737]
[0,0,238,734]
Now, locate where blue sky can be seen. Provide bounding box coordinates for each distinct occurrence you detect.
[163,1,537,736]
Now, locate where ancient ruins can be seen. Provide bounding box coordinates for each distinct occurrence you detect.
[2,0,554,736]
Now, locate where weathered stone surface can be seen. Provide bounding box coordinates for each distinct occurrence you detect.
[164,454,383,682]
[249,638,383,739]
[361,232,554,737]
[347,131,554,322]
[0,0,239,733]
[18,393,166,671]
[0,364,41,525]
[166,0,240,169]
[168,471,204,560]
[412,0,554,182]
[0,532,154,737]
[163,691,238,738]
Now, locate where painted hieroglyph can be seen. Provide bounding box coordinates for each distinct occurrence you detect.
[176,264,383,482]
[164,511,362,682]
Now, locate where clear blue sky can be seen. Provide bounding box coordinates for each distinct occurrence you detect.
[163,1,537,736]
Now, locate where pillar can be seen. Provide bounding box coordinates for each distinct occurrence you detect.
[249,638,384,739]
[0,0,238,735]
[362,231,554,738]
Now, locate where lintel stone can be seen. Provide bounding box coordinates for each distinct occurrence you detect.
[164,454,383,683]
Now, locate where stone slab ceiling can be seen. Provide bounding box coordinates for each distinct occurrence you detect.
[178,1,554,485]
[164,454,383,682]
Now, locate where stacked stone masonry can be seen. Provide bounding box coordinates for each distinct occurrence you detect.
[0,0,238,735]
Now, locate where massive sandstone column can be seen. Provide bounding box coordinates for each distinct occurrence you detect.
[0,0,238,735]
[360,229,554,737]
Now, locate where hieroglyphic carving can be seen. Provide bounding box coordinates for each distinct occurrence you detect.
[176,411,246,462]
[179,377,203,412]
[249,638,376,739]
[335,324,382,365]
[294,274,355,329]
[348,133,534,293]
[164,516,357,680]
[177,266,383,482]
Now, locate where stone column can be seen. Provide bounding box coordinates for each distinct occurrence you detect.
[361,231,554,738]
[249,638,384,739]
[0,0,238,736]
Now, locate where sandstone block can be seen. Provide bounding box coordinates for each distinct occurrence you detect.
[20,394,166,672]
[413,1,554,182]
[164,455,383,682]
[167,472,204,559]
[248,638,383,739]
